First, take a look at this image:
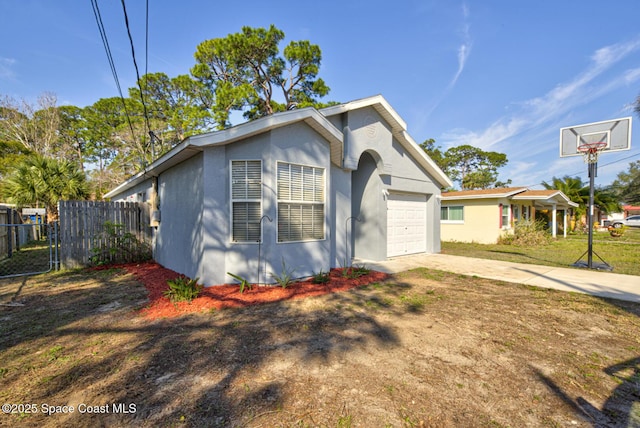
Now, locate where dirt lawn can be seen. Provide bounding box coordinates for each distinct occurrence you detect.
[1,264,639,427]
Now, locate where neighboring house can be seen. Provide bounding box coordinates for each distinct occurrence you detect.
[440,187,578,244]
[624,205,640,217]
[104,95,452,285]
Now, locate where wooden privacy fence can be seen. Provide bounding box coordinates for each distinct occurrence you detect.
[59,200,152,268]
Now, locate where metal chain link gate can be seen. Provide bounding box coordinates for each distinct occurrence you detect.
[0,222,59,278]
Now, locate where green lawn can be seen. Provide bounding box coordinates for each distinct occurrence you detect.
[441,227,640,276]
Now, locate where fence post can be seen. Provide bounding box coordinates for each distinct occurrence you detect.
[13,209,20,252]
[6,208,12,259]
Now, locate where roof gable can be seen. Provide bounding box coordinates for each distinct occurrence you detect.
[105,108,343,198]
[513,190,578,207]
[188,107,343,164]
[321,95,452,189]
[105,95,453,198]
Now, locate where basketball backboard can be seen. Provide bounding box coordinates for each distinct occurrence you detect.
[559,117,632,158]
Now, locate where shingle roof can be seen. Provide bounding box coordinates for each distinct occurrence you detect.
[441,187,578,207]
[441,187,527,199]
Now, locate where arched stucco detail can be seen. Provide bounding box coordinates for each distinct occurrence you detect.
[359,149,390,177]
[351,151,387,261]
[342,107,393,175]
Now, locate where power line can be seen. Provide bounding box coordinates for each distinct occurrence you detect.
[527,150,640,190]
[145,0,149,78]
[551,150,640,181]
[120,0,153,161]
[596,150,640,170]
[90,0,137,141]
[144,0,158,159]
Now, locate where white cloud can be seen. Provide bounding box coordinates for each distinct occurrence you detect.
[449,2,472,88]
[440,36,640,156]
[0,56,16,79]
[623,66,640,84]
[435,36,640,188]
[441,117,527,150]
[591,37,640,68]
[422,2,473,120]
[502,160,539,184]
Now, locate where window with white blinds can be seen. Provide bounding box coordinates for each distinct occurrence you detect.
[277,162,325,242]
[231,160,262,242]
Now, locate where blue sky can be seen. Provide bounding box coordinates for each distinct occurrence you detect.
[1,0,639,188]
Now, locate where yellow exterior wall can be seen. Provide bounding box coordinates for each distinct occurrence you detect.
[441,198,513,244]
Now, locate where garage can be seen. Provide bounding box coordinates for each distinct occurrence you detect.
[387,192,427,257]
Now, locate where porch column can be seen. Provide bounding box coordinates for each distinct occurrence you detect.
[563,209,567,238]
[552,204,557,238]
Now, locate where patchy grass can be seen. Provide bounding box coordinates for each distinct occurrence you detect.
[1,266,640,427]
[0,238,52,277]
[442,228,640,276]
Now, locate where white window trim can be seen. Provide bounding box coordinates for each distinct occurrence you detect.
[501,204,511,230]
[441,205,464,224]
[276,161,326,243]
[230,159,262,244]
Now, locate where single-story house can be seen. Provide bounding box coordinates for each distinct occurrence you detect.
[104,95,452,285]
[440,187,578,244]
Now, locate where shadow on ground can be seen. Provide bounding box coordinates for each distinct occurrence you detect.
[0,269,410,426]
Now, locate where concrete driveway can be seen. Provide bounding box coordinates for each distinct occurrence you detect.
[358,253,640,303]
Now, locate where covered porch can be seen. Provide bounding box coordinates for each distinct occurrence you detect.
[512,190,579,238]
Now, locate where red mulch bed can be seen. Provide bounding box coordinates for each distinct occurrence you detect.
[102,261,389,319]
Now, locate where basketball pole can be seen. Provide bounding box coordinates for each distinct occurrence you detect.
[562,117,631,271]
[572,144,611,271]
[587,160,596,269]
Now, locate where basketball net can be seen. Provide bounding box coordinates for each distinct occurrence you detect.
[578,142,607,164]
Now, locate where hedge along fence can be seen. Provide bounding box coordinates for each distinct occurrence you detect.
[59,201,153,268]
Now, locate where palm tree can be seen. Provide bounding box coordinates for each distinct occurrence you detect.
[1,154,89,219]
[593,187,621,215]
[542,175,621,229]
[542,176,588,216]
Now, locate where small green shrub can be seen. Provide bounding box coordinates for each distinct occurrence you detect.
[343,264,370,279]
[311,270,330,284]
[227,272,252,293]
[90,221,152,266]
[498,219,552,246]
[163,276,203,302]
[271,258,296,288]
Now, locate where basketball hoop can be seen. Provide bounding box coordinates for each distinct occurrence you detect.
[560,117,632,271]
[577,141,607,164]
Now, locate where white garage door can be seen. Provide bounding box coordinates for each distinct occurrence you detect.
[387,192,427,257]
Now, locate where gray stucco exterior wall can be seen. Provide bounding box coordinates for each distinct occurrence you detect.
[336,107,443,261]
[235,123,333,284]
[351,152,385,261]
[105,97,448,286]
[202,122,338,285]
[155,153,204,280]
[200,146,227,284]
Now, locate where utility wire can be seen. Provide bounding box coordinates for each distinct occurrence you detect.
[527,150,640,191]
[120,0,153,164]
[145,0,149,78]
[144,0,158,159]
[595,150,640,170]
[90,0,137,142]
[557,150,640,180]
